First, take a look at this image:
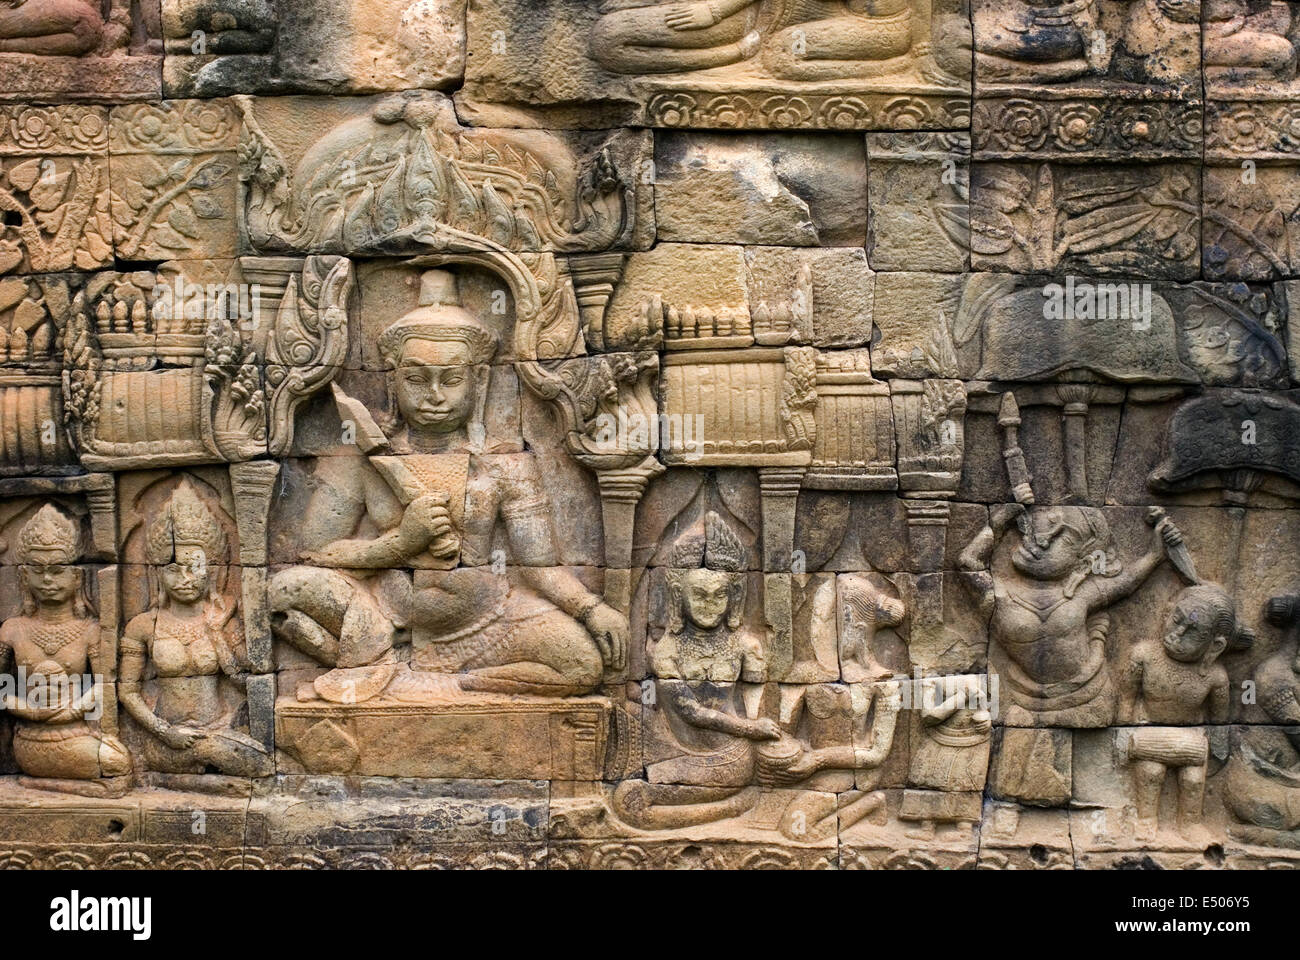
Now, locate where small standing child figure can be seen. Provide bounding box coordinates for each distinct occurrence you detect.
[1119,583,1252,842]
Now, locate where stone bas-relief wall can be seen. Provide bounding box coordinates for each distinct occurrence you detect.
[3,0,1300,872]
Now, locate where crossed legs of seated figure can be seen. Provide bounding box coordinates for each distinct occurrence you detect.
[161,0,277,54]
[1204,20,1297,80]
[0,0,103,55]
[13,722,132,798]
[269,566,604,699]
[611,781,761,830]
[762,5,915,80]
[974,1,1096,82]
[590,1,762,74]
[141,728,272,780]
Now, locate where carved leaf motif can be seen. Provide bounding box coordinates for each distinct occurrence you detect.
[6,160,41,193]
[969,211,1016,255]
[35,206,68,235]
[188,161,231,191]
[168,204,202,239]
[150,225,192,249]
[120,176,148,213]
[28,169,70,213]
[192,194,223,219]
[0,240,21,275]
[1062,205,1158,255]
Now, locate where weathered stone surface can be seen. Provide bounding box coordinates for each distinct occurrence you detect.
[653,131,867,246]
[2,1,1300,874]
[164,0,467,98]
[969,162,1201,279]
[867,132,969,272]
[0,0,161,102]
[109,99,240,262]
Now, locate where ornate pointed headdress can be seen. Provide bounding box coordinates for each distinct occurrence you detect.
[377,270,498,367]
[16,504,79,564]
[145,481,228,566]
[672,511,745,572]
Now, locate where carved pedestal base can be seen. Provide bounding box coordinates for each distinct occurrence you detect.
[275,695,613,780]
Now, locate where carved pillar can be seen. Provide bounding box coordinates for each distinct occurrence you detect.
[568,253,627,351]
[96,567,121,738]
[82,473,118,561]
[759,465,806,680]
[1057,384,1096,502]
[904,498,950,654]
[229,459,281,566]
[595,456,665,615]
[228,459,280,747]
[893,379,966,668]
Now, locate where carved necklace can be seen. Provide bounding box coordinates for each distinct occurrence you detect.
[157,611,210,645]
[27,619,87,657]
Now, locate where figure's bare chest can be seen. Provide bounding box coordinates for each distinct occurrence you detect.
[10,620,93,674]
[996,588,1088,643]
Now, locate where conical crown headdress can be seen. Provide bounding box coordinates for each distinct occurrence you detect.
[377,270,498,367]
[672,511,745,572]
[145,481,228,566]
[16,505,79,564]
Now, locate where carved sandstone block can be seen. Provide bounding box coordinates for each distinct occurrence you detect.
[458,0,970,131]
[164,0,467,98]
[969,162,1201,280]
[0,106,112,277]
[652,131,867,247]
[867,131,970,272]
[0,0,161,103]
[1203,161,1300,280]
[109,99,240,262]
[235,93,653,257]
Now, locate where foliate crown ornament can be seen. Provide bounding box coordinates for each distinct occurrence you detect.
[17,504,79,564]
[264,255,353,457]
[144,480,228,566]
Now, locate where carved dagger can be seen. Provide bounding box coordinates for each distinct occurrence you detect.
[1146,506,1199,584]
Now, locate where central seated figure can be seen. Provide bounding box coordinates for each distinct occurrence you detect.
[269,270,627,702]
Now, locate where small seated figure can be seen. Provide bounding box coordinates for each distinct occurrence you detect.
[756,680,903,841]
[1202,0,1297,81]
[1119,583,1251,842]
[612,511,779,830]
[590,0,763,75]
[0,0,103,56]
[760,0,915,81]
[269,270,626,702]
[974,0,1109,82]
[161,0,276,55]
[0,505,131,797]
[118,482,273,782]
[898,672,993,839]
